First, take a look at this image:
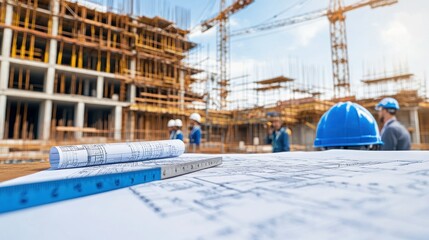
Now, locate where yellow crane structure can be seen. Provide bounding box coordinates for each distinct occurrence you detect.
[200,0,254,109]
[231,0,398,99]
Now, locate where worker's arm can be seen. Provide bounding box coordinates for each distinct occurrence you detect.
[266,134,273,144]
[381,128,397,150]
[282,132,290,152]
[265,126,274,144]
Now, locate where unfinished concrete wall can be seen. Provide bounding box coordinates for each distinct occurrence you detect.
[0,0,199,146]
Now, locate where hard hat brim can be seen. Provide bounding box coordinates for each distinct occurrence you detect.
[314,136,383,148]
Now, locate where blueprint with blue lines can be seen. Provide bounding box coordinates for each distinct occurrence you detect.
[49,140,185,169]
[1,150,428,240]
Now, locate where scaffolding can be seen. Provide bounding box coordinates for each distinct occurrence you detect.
[357,68,429,149]
[1,0,429,163]
[0,0,209,159]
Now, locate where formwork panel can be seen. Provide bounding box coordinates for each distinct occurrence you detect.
[8,63,46,92]
[4,98,40,140]
[50,102,75,141]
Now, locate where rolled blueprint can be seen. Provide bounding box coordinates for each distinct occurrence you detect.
[49,140,185,169]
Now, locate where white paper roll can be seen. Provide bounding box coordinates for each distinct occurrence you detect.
[49,140,185,169]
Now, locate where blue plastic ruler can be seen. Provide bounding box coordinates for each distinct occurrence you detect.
[0,157,222,214]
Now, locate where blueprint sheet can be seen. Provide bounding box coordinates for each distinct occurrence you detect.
[49,140,185,169]
[1,150,429,240]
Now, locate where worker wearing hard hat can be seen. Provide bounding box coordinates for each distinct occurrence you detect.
[189,113,202,151]
[168,119,176,140]
[375,97,411,150]
[314,101,383,150]
[174,119,184,141]
[266,116,290,152]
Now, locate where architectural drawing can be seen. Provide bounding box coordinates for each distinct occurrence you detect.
[0,151,428,239]
[49,140,185,169]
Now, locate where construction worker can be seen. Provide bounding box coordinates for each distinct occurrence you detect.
[174,119,184,141]
[266,115,290,152]
[375,97,411,150]
[168,119,176,140]
[189,113,202,151]
[314,101,383,150]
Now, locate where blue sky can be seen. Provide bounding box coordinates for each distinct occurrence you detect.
[150,0,429,107]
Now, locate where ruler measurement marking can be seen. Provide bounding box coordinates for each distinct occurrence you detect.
[0,157,222,214]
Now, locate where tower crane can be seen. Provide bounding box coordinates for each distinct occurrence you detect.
[231,0,398,99]
[199,0,254,109]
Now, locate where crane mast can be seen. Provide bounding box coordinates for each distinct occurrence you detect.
[328,0,351,98]
[218,0,230,109]
[200,0,254,109]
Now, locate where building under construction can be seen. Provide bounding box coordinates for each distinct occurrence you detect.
[0,0,429,162]
[0,0,212,157]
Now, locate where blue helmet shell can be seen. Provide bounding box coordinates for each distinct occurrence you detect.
[314,102,383,148]
[375,97,400,110]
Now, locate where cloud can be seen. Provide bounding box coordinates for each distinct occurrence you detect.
[230,58,265,79]
[374,10,429,98]
[189,25,217,40]
[230,18,239,27]
[377,11,429,77]
[380,13,412,53]
[289,20,327,49]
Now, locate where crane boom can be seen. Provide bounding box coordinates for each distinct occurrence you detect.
[230,0,398,99]
[231,8,328,37]
[201,0,255,32]
[344,0,397,12]
[231,0,397,37]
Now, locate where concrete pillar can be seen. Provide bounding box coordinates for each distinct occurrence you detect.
[97,76,104,99]
[38,100,52,140]
[45,0,60,94]
[83,79,90,96]
[74,102,84,139]
[129,48,137,103]
[129,111,135,140]
[45,65,56,95]
[179,70,185,111]
[0,2,14,90]
[0,95,7,139]
[410,107,421,144]
[126,63,136,139]
[50,0,60,43]
[129,84,136,103]
[114,106,122,140]
[127,21,138,137]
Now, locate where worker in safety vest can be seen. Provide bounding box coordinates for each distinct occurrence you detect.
[314,101,383,150]
[375,97,411,150]
[189,113,202,151]
[266,115,290,152]
[174,119,184,141]
[168,119,176,140]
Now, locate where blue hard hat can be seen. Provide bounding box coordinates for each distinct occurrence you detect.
[314,102,383,148]
[375,97,400,110]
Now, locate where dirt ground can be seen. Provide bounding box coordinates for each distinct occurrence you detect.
[0,162,50,182]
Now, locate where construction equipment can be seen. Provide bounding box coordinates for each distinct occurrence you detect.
[0,157,222,214]
[231,0,398,98]
[199,0,254,109]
